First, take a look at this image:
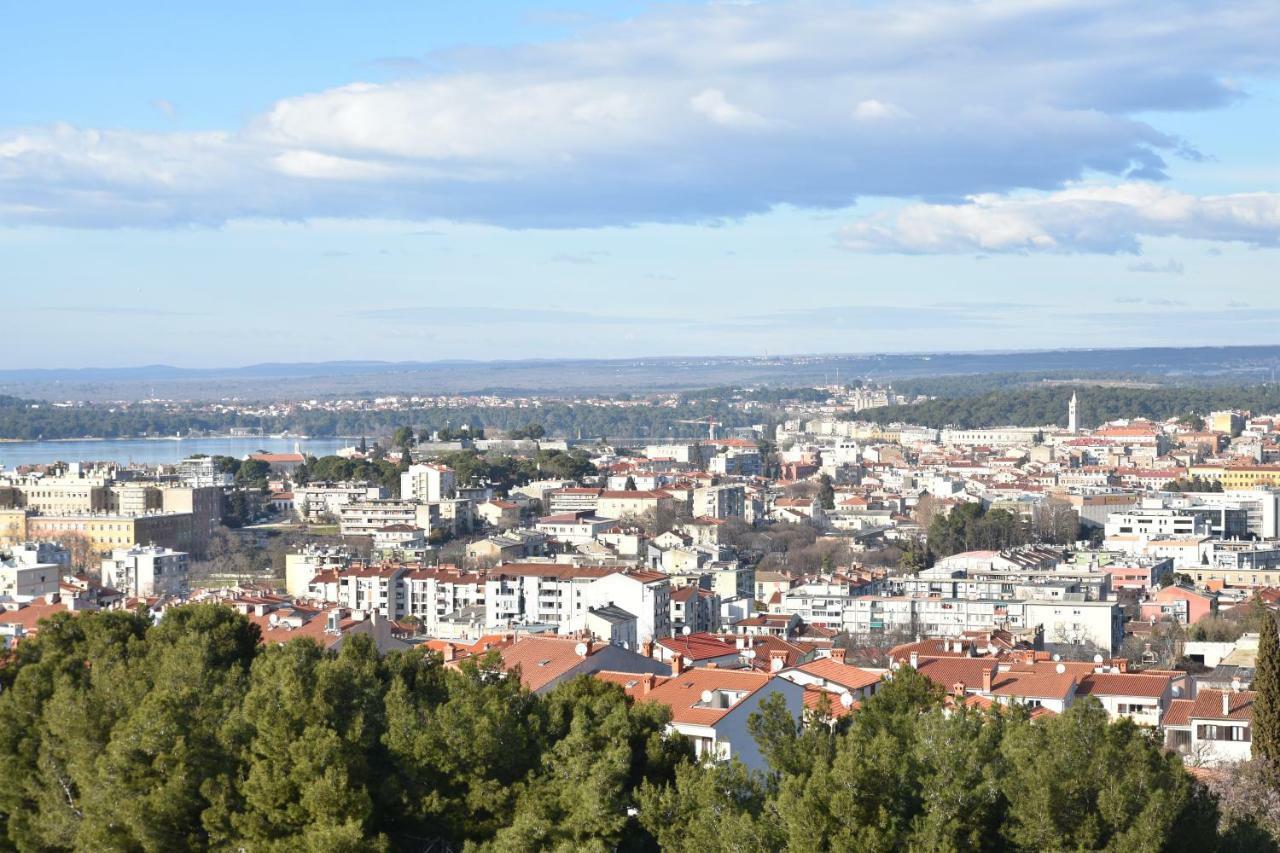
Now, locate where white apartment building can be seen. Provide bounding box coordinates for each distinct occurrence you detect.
[294,482,386,521]
[100,545,189,598]
[1104,507,1209,540]
[534,513,617,546]
[338,499,434,536]
[403,568,485,635]
[692,484,746,520]
[842,595,1123,653]
[581,570,672,643]
[400,463,457,503]
[0,546,62,598]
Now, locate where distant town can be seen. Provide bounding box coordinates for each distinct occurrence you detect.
[5,379,1280,786]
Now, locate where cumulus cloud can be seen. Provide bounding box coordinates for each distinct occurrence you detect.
[838,184,1280,254]
[1,0,1278,228]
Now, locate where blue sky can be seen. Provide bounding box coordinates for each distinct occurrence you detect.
[2,0,1277,368]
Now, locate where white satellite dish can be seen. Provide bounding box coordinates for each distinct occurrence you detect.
[1055,663,1066,675]
[682,625,692,636]
[1172,685,1182,697]
[840,693,855,708]
[700,689,714,704]
[1093,654,1104,664]
[574,642,588,657]
[1052,653,1061,662]
[1232,678,1242,692]
[743,649,757,660]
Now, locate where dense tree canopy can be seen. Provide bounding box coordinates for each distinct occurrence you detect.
[855,384,1280,430]
[0,606,1261,851]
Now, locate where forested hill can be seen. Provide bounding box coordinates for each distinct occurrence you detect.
[855,384,1280,430]
[0,394,760,441]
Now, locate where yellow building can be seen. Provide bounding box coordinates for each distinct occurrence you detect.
[0,508,30,544]
[1220,466,1280,491]
[20,512,193,556]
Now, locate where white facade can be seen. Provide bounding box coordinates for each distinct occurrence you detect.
[101,545,189,597]
[400,464,456,503]
[582,572,672,643]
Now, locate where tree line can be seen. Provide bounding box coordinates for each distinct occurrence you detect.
[853,384,1280,430]
[0,395,760,441]
[4,604,1279,851]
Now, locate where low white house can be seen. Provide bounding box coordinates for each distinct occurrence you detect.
[1163,688,1255,766]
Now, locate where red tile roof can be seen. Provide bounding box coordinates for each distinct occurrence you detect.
[791,658,882,691]
[1076,672,1172,699]
[499,635,597,692]
[1189,689,1255,722]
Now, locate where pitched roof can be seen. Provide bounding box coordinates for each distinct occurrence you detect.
[628,668,774,726]
[1164,698,1194,727]
[657,632,739,661]
[1076,672,1172,699]
[499,636,597,692]
[791,658,882,691]
[1189,688,1255,722]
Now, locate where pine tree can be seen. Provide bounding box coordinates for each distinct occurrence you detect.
[1252,609,1280,782]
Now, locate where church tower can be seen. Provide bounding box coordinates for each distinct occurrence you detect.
[1068,392,1078,434]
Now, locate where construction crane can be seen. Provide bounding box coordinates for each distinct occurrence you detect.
[675,417,722,440]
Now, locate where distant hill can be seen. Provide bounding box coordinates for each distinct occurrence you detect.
[2,345,1278,401]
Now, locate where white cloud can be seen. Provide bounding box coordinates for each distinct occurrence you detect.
[0,0,1278,228]
[690,88,768,128]
[838,184,1280,254]
[852,99,911,121]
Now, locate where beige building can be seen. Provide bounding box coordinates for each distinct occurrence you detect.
[18,511,195,557]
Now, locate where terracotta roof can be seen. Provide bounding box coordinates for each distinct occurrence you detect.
[791,658,882,691]
[657,632,738,661]
[913,657,999,689]
[804,686,857,718]
[1189,689,1255,722]
[1076,672,1172,699]
[491,563,622,580]
[0,602,67,633]
[988,670,1077,700]
[629,668,773,726]
[1163,698,1194,727]
[249,453,305,463]
[499,636,597,692]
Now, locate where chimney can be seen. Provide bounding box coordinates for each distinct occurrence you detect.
[909,651,919,669]
[672,655,687,676]
[982,665,994,694]
[953,681,966,697]
[830,648,846,664]
[641,640,654,659]
[1223,691,1231,717]
[442,643,455,662]
[706,662,718,669]
[770,650,787,672]
[643,673,656,695]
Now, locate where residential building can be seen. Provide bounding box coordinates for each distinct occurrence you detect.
[100,545,189,598]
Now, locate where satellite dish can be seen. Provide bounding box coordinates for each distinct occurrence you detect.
[1093,654,1104,664]
[574,642,588,657]
[840,693,855,708]
[1172,685,1183,697]
[1055,663,1066,675]
[1052,654,1061,662]
[1232,678,1242,692]
[743,649,757,660]
[682,626,692,636]
[700,689,714,704]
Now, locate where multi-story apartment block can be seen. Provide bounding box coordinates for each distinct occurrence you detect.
[101,545,190,597]
[400,463,456,502]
